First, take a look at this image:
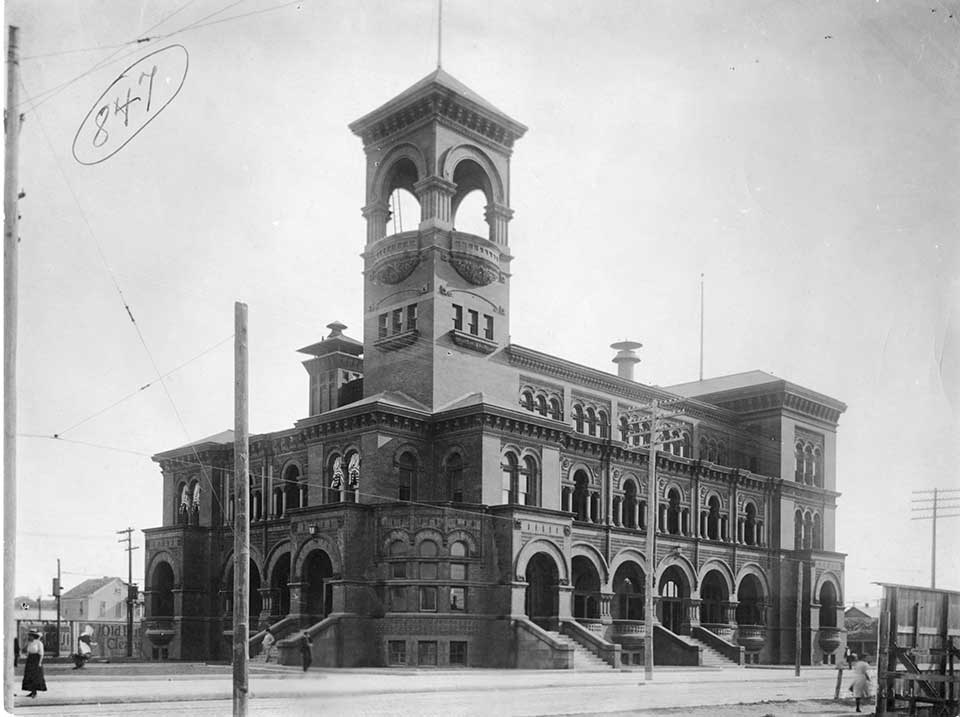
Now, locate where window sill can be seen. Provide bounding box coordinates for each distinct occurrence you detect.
[448,329,497,354]
[375,329,420,351]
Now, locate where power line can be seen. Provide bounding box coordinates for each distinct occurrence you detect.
[51,334,234,438]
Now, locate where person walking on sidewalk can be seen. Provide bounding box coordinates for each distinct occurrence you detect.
[849,654,872,713]
[300,633,312,672]
[261,628,276,663]
[21,630,47,699]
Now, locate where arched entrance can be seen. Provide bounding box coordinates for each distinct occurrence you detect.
[819,581,838,628]
[736,574,765,626]
[151,561,174,617]
[699,570,729,627]
[612,562,645,621]
[271,553,291,618]
[571,556,601,619]
[304,549,334,619]
[525,553,559,627]
[223,560,263,620]
[658,565,690,634]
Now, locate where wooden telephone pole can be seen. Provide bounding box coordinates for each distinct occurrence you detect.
[4,24,23,713]
[911,488,960,588]
[117,528,139,657]
[233,302,249,717]
[624,399,687,681]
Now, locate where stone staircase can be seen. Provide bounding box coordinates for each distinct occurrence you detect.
[684,635,740,667]
[544,630,613,671]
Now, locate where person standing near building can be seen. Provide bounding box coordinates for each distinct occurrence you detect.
[73,625,96,669]
[300,633,312,672]
[261,628,276,663]
[21,630,46,698]
[844,645,853,669]
[849,654,872,713]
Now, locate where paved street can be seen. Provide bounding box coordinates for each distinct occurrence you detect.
[9,663,871,716]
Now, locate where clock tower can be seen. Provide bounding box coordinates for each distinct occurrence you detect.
[349,69,527,410]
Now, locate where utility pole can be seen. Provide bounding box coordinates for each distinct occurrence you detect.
[623,398,687,681]
[117,528,139,657]
[911,488,960,589]
[795,560,803,677]
[54,560,61,657]
[233,302,249,717]
[4,24,23,714]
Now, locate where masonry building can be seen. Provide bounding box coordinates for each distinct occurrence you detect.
[142,67,848,669]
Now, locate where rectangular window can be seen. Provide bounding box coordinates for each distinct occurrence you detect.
[391,562,406,579]
[450,563,466,581]
[390,586,407,612]
[419,586,437,612]
[388,640,406,665]
[449,586,466,611]
[99,601,107,617]
[406,304,418,331]
[467,309,479,335]
[418,640,438,666]
[449,641,467,666]
[452,304,463,331]
[483,314,494,340]
[378,313,388,338]
[115,602,122,618]
[392,308,403,333]
[420,562,437,580]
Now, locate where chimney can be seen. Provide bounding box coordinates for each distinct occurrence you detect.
[611,340,642,381]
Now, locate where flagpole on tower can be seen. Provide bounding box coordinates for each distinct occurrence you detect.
[699,273,704,381]
[437,0,443,69]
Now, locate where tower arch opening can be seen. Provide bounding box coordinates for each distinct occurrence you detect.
[452,188,488,237]
[150,561,175,617]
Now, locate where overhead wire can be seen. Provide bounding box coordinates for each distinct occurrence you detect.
[51,334,235,438]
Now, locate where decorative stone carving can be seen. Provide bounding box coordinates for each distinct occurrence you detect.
[449,255,500,286]
[374,255,420,285]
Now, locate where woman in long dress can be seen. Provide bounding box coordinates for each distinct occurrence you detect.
[21,630,47,698]
[849,653,871,713]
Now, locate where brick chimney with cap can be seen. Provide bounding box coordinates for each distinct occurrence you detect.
[611,340,642,381]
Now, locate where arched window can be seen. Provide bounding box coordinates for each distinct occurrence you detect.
[795,443,805,482]
[189,480,201,526]
[283,465,302,511]
[794,509,804,549]
[586,407,598,436]
[549,397,562,421]
[398,452,416,502]
[619,416,630,443]
[572,404,585,433]
[326,453,343,504]
[813,447,823,487]
[573,471,589,522]
[446,453,464,502]
[699,437,709,461]
[176,482,189,525]
[717,441,728,465]
[707,496,721,540]
[803,445,814,484]
[523,455,539,507]
[535,394,548,416]
[501,452,520,504]
[520,390,534,411]
[679,431,691,458]
[388,539,408,557]
[813,513,823,550]
[598,410,609,439]
[623,480,638,529]
[744,502,758,546]
[450,541,468,558]
[803,511,814,550]
[667,488,682,535]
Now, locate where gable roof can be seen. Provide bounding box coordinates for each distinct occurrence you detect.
[61,577,123,599]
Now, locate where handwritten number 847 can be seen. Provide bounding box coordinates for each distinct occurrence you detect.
[92,65,158,148]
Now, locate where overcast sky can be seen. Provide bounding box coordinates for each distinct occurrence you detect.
[5,0,958,605]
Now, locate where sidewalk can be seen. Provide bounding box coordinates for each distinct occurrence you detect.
[11,663,842,710]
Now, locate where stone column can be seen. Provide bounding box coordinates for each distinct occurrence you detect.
[685,598,701,631]
[724,601,739,627]
[485,202,514,245]
[258,588,274,628]
[414,176,456,229]
[599,593,614,624]
[362,201,391,244]
[652,596,662,624]
[737,518,744,544]
[633,501,641,530]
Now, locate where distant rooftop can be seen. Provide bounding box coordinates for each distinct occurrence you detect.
[666,371,784,397]
[61,577,123,599]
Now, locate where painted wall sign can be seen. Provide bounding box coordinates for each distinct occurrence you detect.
[72,45,189,165]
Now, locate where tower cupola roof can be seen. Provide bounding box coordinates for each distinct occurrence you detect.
[349,68,527,151]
